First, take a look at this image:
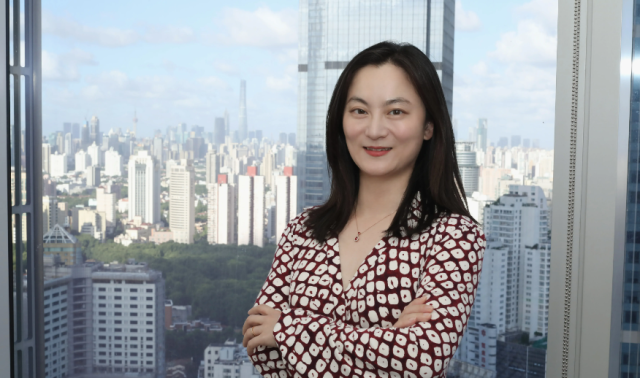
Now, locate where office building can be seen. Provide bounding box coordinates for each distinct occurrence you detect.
[169,159,195,244]
[511,135,521,148]
[214,117,225,145]
[296,0,453,212]
[483,185,550,332]
[128,151,161,224]
[42,195,65,234]
[207,174,236,245]
[43,224,82,265]
[238,166,264,247]
[75,150,91,172]
[455,142,479,196]
[64,132,74,162]
[275,167,297,240]
[50,152,67,178]
[104,148,123,177]
[239,80,248,142]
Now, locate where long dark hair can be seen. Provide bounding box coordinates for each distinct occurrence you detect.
[304,41,474,242]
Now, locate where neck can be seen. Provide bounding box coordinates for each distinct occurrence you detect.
[355,168,412,220]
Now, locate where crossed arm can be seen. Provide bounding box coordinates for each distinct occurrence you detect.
[244,217,485,378]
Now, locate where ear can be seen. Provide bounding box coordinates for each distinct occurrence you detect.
[423,122,434,141]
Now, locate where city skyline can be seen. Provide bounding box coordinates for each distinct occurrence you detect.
[40,0,557,149]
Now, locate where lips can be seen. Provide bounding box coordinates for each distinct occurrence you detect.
[364,146,392,151]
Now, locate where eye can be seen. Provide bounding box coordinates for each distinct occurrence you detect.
[390,109,404,115]
[352,108,367,115]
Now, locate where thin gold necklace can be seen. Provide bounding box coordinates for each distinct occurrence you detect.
[354,209,394,242]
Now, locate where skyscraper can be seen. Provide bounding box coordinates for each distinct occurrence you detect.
[239,80,248,143]
[42,143,51,174]
[477,118,488,152]
[455,142,479,196]
[214,117,226,145]
[128,151,161,224]
[296,0,454,212]
[153,137,163,165]
[169,160,195,244]
[90,115,101,145]
[511,135,522,148]
[103,149,122,177]
[75,150,91,173]
[237,166,264,247]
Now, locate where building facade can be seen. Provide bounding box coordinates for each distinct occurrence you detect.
[128,151,161,225]
[237,167,264,247]
[169,160,195,244]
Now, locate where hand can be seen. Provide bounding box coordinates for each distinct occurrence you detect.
[393,296,434,328]
[242,304,282,356]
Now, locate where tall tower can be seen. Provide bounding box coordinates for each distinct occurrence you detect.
[89,116,101,145]
[128,151,161,224]
[169,160,195,244]
[296,0,455,213]
[477,118,488,152]
[238,80,248,143]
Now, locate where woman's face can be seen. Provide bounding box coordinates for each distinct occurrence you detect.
[342,63,434,180]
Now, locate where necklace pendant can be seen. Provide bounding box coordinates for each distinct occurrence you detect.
[355,236,359,242]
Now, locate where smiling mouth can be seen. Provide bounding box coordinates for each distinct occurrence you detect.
[364,147,392,151]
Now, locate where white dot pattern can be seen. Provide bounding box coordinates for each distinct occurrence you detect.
[251,194,486,378]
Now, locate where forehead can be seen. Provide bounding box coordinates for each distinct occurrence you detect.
[348,63,419,102]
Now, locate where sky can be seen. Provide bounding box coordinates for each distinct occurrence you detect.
[40,0,557,149]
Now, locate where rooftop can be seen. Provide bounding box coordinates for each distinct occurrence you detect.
[43,224,77,245]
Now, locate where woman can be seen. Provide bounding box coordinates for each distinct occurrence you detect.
[242,41,485,378]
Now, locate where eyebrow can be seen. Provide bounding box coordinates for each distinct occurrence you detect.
[346,96,412,106]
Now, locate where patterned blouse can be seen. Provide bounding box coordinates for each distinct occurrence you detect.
[250,193,486,378]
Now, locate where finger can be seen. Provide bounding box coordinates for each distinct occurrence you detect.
[397,317,417,328]
[402,303,434,315]
[248,304,274,316]
[243,325,261,348]
[247,334,265,356]
[242,315,264,335]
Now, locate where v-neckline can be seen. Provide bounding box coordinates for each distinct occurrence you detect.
[334,233,389,299]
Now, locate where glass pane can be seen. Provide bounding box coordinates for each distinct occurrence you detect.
[39,1,557,377]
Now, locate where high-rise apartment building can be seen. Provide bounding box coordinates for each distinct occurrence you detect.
[207,174,237,245]
[88,141,102,167]
[86,165,101,187]
[153,137,164,165]
[75,150,91,172]
[169,159,195,244]
[482,185,550,332]
[296,0,454,212]
[239,80,248,142]
[203,340,261,378]
[43,260,166,377]
[521,243,551,339]
[238,166,264,247]
[104,148,122,176]
[275,167,297,240]
[50,152,67,177]
[128,151,161,224]
[205,149,221,185]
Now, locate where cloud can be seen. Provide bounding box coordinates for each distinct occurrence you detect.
[453,0,557,146]
[208,6,298,48]
[42,48,97,81]
[265,74,295,92]
[43,12,196,47]
[455,1,482,32]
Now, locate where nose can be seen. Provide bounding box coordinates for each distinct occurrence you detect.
[364,113,388,140]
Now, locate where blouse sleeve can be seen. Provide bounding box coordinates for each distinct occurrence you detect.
[272,216,486,378]
[249,213,304,377]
